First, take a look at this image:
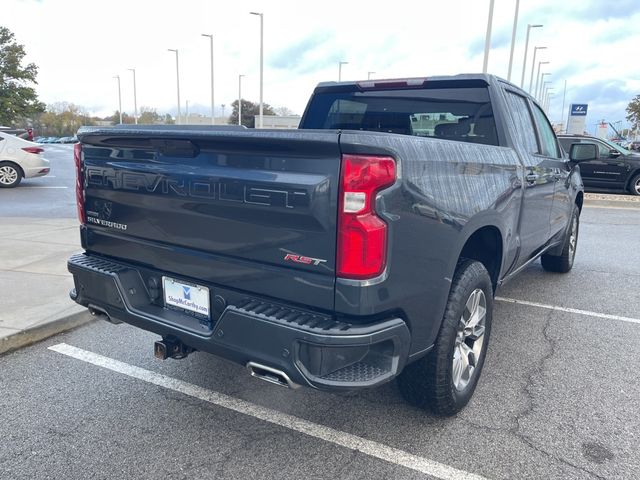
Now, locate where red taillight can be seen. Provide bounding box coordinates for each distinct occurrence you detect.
[337,154,396,279]
[22,146,44,154]
[74,143,86,224]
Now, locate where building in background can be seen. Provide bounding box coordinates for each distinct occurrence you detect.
[256,115,301,129]
[181,114,229,125]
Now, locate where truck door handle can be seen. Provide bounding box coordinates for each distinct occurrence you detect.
[526,173,539,184]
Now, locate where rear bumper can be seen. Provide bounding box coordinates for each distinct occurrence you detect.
[22,156,50,178]
[68,253,411,390]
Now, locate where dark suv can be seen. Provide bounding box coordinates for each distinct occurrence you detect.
[558,134,640,195]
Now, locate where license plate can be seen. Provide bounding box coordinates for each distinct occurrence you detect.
[162,276,210,318]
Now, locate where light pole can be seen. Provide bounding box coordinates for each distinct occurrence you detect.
[250,12,264,128]
[482,0,495,73]
[167,49,181,124]
[545,91,554,113]
[113,75,122,124]
[560,80,567,132]
[238,74,245,126]
[541,82,551,106]
[536,70,551,100]
[338,61,348,81]
[128,68,137,124]
[520,24,542,87]
[367,71,376,80]
[201,34,215,125]
[534,62,550,99]
[529,46,547,92]
[507,0,520,81]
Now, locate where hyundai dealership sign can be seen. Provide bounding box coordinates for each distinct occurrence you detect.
[567,104,588,134]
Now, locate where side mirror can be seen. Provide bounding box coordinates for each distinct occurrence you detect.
[609,149,621,158]
[569,143,598,162]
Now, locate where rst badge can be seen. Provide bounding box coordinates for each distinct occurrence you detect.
[284,253,327,266]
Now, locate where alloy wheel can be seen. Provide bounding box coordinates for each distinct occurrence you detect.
[452,288,486,391]
[0,166,19,185]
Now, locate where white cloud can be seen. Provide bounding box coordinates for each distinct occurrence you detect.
[4,0,640,129]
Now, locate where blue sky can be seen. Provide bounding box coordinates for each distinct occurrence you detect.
[5,0,640,131]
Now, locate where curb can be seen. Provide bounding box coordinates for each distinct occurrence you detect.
[584,200,640,209]
[0,310,94,356]
[584,193,640,210]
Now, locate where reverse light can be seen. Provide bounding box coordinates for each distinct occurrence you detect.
[74,143,86,224]
[337,154,396,279]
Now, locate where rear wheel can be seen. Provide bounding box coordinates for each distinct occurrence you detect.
[398,259,493,416]
[541,207,579,273]
[0,162,22,188]
[629,173,640,196]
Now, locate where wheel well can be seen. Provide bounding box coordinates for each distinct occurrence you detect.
[575,191,584,213]
[626,169,640,189]
[0,160,24,178]
[459,226,503,290]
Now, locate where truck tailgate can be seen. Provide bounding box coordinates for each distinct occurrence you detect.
[77,128,341,310]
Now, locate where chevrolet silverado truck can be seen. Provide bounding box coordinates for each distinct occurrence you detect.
[68,74,590,416]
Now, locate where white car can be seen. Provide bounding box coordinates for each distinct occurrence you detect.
[0,131,50,188]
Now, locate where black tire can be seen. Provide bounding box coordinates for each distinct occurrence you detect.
[0,162,22,188]
[629,173,640,196]
[541,207,579,273]
[398,259,493,416]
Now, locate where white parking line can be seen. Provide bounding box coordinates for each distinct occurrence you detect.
[19,186,68,189]
[496,297,640,325]
[48,343,488,480]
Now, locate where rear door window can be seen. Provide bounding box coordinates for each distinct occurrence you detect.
[503,91,538,154]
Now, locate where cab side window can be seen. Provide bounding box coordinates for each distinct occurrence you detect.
[531,104,561,158]
[504,91,538,154]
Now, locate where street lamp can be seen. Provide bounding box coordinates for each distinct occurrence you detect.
[128,68,137,124]
[367,71,376,80]
[113,75,122,124]
[560,80,568,132]
[250,12,264,128]
[167,49,181,124]
[338,61,348,81]
[545,90,555,113]
[238,74,245,126]
[520,24,543,87]
[534,62,550,99]
[507,0,520,81]
[482,0,495,73]
[529,46,547,92]
[536,69,551,100]
[541,82,551,105]
[201,34,215,125]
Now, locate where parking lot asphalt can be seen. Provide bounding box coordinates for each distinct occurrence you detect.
[0,144,76,218]
[1,205,638,480]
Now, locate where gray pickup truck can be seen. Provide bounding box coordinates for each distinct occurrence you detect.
[68,74,590,415]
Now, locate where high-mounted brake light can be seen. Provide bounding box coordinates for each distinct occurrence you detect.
[337,154,396,279]
[22,146,44,154]
[356,78,428,90]
[74,143,86,224]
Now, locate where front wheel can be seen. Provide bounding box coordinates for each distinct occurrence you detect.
[629,173,640,196]
[541,207,579,273]
[398,259,493,416]
[0,162,22,188]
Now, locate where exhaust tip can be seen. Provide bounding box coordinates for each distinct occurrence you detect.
[246,362,299,389]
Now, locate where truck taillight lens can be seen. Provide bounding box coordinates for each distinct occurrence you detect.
[74,143,86,224]
[337,154,396,279]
